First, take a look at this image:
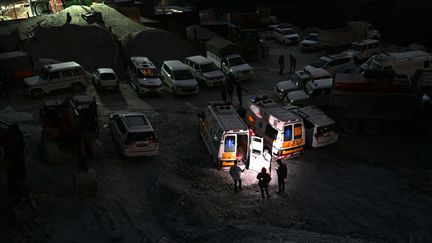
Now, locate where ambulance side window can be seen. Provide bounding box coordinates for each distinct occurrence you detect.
[265,125,277,140]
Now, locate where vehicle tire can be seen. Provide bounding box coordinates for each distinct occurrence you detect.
[340,118,359,133]
[72,83,85,91]
[171,86,176,95]
[31,89,43,99]
[353,57,358,64]
[114,84,119,92]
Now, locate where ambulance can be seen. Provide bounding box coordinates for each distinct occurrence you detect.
[244,96,305,160]
[198,101,267,171]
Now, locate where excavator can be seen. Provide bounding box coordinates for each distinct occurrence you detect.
[39,95,101,196]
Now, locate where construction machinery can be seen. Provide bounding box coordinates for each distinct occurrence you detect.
[39,95,101,196]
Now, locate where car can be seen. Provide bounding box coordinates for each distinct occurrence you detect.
[23,61,87,99]
[274,27,300,45]
[184,55,226,87]
[300,33,320,51]
[284,78,333,107]
[161,60,199,95]
[92,68,118,90]
[304,55,356,77]
[109,112,159,157]
[127,56,164,96]
[274,68,331,100]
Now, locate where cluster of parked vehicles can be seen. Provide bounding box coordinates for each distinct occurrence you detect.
[2,21,432,171]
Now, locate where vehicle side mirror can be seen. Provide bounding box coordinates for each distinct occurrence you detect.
[109,114,115,120]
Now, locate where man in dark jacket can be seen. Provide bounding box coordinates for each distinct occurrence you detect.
[257,167,271,199]
[226,75,234,102]
[278,54,285,75]
[276,159,288,193]
[229,160,245,192]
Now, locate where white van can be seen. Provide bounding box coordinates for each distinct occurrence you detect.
[342,39,380,62]
[360,50,432,79]
[198,102,252,170]
[109,112,159,157]
[161,60,199,95]
[305,55,356,77]
[285,105,338,148]
[23,61,86,99]
[274,27,300,45]
[128,56,164,95]
[185,55,226,87]
[244,96,305,160]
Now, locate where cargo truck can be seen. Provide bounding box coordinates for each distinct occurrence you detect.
[317,22,380,52]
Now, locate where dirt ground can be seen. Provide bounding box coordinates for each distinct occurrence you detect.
[1,11,432,243]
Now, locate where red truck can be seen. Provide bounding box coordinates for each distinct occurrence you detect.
[334,70,412,93]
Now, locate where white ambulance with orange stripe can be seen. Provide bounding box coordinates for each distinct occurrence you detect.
[198,101,254,170]
[244,96,305,160]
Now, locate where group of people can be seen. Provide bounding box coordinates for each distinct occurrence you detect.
[229,159,288,199]
[278,54,296,75]
[221,74,248,106]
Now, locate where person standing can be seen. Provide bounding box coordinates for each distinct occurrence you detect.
[289,54,297,74]
[276,159,288,193]
[278,54,285,75]
[226,75,234,102]
[257,167,271,199]
[229,160,245,192]
[66,12,72,24]
[236,82,248,106]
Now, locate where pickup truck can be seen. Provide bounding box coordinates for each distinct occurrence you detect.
[334,70,412,93]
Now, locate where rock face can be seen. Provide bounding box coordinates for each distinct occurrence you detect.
[24,24,122,75]
[121,29,201,69]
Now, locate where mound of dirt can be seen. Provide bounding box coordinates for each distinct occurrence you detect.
[121,29,201,69]
[24,24,122,74]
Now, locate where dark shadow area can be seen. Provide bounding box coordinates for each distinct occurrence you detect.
[95,88,128,111]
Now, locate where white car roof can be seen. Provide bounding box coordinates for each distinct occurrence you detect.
[296,106,335,127]
[96,68,115,74]
[45,61,81,71]
[186,55,212,64]
[352,39,380,45]
[130,56,157,69]
[305,68,330,78]
[164,60,188,70]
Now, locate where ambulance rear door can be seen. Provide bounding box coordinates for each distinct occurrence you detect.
[248,136,268,172]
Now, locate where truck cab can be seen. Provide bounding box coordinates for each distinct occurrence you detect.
[220,54,253,81]
[285,78,333,107]
[342,39,380,63]
[274,68,331,100]
[206,37,253,81]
